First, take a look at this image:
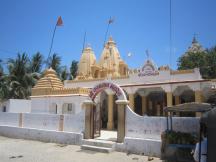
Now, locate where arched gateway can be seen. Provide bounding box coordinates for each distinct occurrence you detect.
[83,82,129,143]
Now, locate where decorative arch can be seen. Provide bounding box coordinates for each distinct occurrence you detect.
[89,81,127,101]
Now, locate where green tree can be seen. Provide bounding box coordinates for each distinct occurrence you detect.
[70,60,78,80]
[47,53,61,75]
[60,66,68,81]
[0,75,10,101]
[7,53,38,99]
[177,51,209,78]
[30,52,43,73]
[0,59,3,77]
[206,46,216,79]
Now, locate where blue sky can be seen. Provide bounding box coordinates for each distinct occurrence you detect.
[0,0,215,70]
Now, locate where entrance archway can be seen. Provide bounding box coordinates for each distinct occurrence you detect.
[89,82,127,101]
[83,81,128,143]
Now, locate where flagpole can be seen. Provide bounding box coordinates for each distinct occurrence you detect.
[82,31,86,52]
[103,22,110,47]
[47,24,57,66]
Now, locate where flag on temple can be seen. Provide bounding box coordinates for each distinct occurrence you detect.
[108,17,114,24]
[56,16,63,26]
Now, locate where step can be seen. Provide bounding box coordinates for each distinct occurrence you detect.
[82,139,115,148]
[81,145,113,153]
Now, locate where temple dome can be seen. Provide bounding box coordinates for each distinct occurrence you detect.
[33,68,63,89]
[185,37,205,54]
[99,36,125,77]
[77,45,96,78]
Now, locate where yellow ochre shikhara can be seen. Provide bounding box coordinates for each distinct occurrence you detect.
[76,36,128,80]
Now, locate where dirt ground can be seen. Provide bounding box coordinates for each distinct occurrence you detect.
[0,136,162,162]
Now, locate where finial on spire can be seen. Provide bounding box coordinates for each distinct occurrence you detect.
[192,33,198,43]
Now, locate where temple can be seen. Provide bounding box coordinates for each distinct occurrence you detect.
[29,36,216,131]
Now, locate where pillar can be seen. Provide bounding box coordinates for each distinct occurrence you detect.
[107,94,114,130]
[19,113,23,127]
[195,90,203,103]
[141,96,147,115]
[166,92,173,107]
[116,100,129,143]
[83,100,94,139]
[59,115,64,131]
[175,96,180,105]
[174,96,180,116]
[149,100,153,109]
[128,93,135,111]
[195,90,203,117]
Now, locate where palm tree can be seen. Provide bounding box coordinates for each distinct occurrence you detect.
[7,53,38,99]
[47,53,61,75]
[30,52,43,73]
[0,75,10,101]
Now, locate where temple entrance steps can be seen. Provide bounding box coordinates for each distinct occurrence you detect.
[81,139,116,153]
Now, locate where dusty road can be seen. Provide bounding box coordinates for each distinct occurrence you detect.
[0,136,162,162]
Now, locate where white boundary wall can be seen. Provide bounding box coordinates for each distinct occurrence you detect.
[0,126,83,145]
[0,111,85,133]
[0,113,20,127]
[126,107,199,139]
[117,107,200,157]
[64,110,85,133]
[23,113,60,131]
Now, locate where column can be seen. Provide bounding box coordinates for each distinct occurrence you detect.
[116,99,129,143]
[107,94,114,130]
[195,90,203,103]
[19,113,23,127]
[141,96,147,115]
[174,96,180,116]
[166,92,173,107]
[195,90,203,117]
[175,96,180,105]
[59,115,64,131]
[128,93,135,111]
[83,100,94,139]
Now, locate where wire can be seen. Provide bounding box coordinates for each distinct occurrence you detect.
[169,0,172,69]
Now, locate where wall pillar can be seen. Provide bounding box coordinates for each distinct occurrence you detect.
[128,93,135,111]
[107,94,114,130]
[195,90,203,103]
[83,100,94,139]
[19,113,23,127]
[116,100,129,143]
[195,90,203,117]
[175,96,180,105]
[59,115,64,131]
[141,96,147,115]
[166,92,173,107]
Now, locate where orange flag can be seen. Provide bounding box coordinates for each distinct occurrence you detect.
[56,16,63,26]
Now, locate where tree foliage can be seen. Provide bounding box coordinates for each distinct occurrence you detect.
[47,53,62,76]
[30,52,43,73]
[177,48,216,79]
[60,66,68,81]
[70,60,78,80]
[6,53,39,99]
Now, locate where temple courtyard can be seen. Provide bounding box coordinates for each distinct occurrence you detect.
[0,136,161,162]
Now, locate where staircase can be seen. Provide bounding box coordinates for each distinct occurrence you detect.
[81,139,116,153]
